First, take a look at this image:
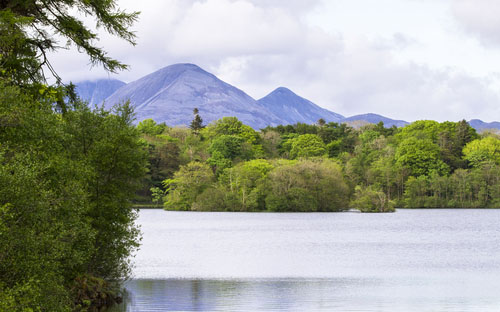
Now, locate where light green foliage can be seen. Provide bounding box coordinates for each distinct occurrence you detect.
[396,120,477,172]
[265,159,349,212]
[208,135,246,160]
[463,136,500,167]
[396,120,442,141]
[278,133,299,158]
[403,176,430,208]
[219,159,274,211]
[207,135,250,175]
[207,117,259,143]
[395,137,449,177]
[137,119,167,136]
[163,162,215,210]
[401,164,500,208]
[265,122,357,158]
[346,133,388,185]
[289,134,327,158]
[366,147,405,202]
[150,187,164,207]
[191,186,234,211]
[358,129,379,144]
[351,185,395,212]
[206,117,264,157]
[145,117,500,211]
[167,127,210,163]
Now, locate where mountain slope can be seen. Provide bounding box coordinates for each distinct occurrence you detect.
[258,87,344,124]
[104,63,286,128]
[341,113,409,128]
[468,119,500,132]
[75,79,126,106]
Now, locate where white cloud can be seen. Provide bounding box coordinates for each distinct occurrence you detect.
[452,0,500,47]
[47,0,500,123]
[167,0,303,58]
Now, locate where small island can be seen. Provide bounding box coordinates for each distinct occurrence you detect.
[137,114,499,213]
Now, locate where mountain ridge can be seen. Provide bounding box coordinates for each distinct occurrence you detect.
[103,63,286,128]
[74,63,500,131]
[258,87,344,124]
[341,113,409,128]
[75,78,125,106]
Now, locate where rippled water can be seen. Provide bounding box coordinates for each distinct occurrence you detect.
[111,209,500,311]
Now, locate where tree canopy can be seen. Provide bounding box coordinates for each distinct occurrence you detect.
[0,0,138,84]
[0,0,146,310]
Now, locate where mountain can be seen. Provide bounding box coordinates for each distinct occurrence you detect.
[258,87,344,124]
[341,113,409,128]
[75,79,126,106]
[467,119,500,132]
[104,63,286,129]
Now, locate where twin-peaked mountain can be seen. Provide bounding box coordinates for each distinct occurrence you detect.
[73,63,406,128]
[103,64,284,129]
[76,63,349,129]
[75,63,497,130]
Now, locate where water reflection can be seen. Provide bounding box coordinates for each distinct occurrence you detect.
[108,210,500,311]
[110,277,498,312]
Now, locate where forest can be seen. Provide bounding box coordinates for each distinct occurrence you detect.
[0,0,147,311]
[137,114,500,212]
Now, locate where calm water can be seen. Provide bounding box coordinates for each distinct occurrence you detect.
[111,209,500,311]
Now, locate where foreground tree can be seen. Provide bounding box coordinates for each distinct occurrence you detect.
[0,82,147,310]
[0,0,145,310]
[0,0,138,84]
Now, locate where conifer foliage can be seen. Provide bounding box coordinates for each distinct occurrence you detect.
[190,107,204,134]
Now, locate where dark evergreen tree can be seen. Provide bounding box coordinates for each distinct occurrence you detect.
[190,108,204,134]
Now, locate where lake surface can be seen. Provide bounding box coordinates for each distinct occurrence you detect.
[111,209,500,311]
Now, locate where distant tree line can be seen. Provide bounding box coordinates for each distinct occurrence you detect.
[137,114,500,212]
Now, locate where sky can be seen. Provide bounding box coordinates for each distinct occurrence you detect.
[49,0,500,122]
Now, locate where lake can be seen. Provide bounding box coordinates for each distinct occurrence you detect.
[110,209,500,311]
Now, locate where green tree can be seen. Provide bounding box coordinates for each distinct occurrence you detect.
[62,102,148,283]
[137,118,167,136]
[0,0,138,84]
[265,159,349,212]
[395,137,449,177]
[190,108,204,134]
[219,159,274,211]
[206,117,264,158]
[163,162,215,210]
[290,134,327,158]
[150,187,164,207]
[463,136,500,167]
[351,185,395,212]
[0,81,147,310]
[404,175,430,208]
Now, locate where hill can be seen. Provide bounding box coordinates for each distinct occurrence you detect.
[258,87,344,124]
[103,63,286,129]
[75,79,125,106]
[341,113,409,128]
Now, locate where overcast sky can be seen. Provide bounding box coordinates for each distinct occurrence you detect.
[50,0,500,122]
